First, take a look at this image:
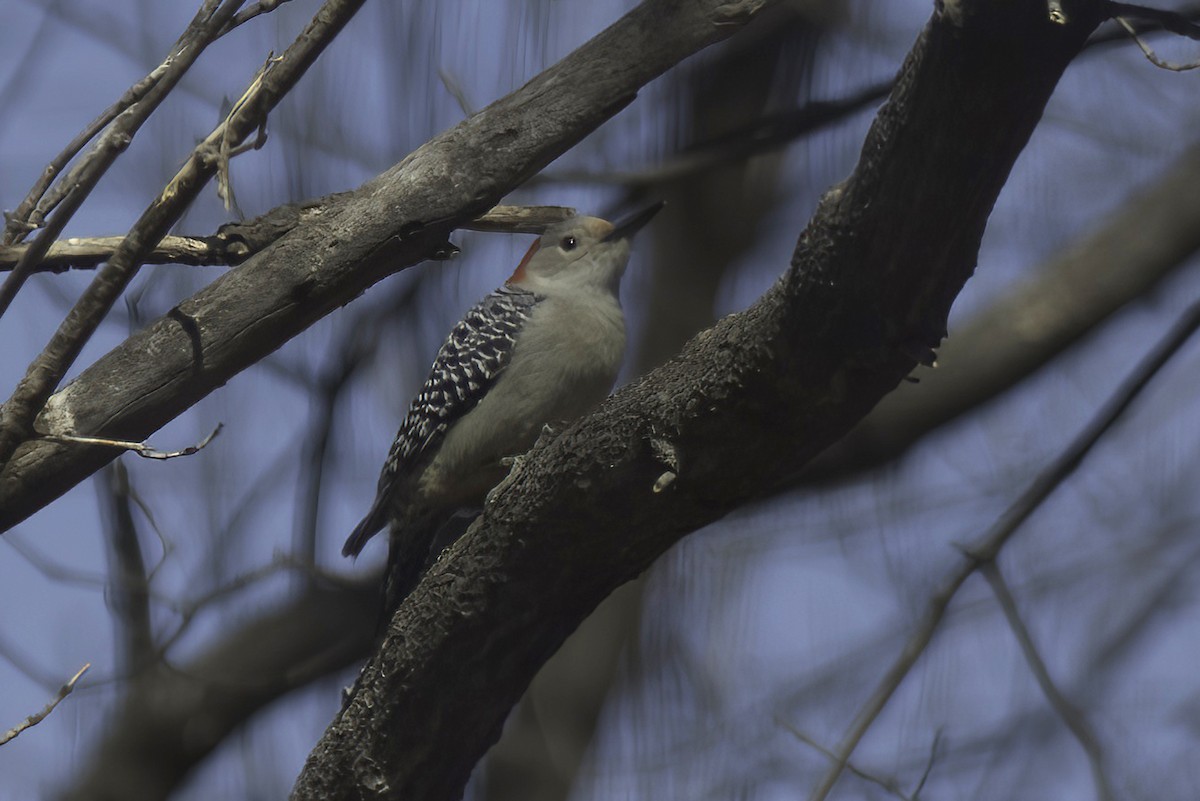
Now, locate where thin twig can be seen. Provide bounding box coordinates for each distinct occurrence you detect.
[2,532,109,587]
[41,424,223,461]
[1115,16,1200,69]
[909,729,942,799]
[0,630,60,692]
[980,562,1116,801]
[0,0,220,245]
[0,205,576,274]
[221,0,293,33]
[1089,1,1200,45]
[438,68,476,118]
[1,61,170,245]
[542,82,891,186]
[214,54,280,211]
[293,280,422,573]
[779,719,915,800]
[542,7,1200,190]
[1108,1,1200,39]
[0,663,90,746]
[0,0,366,471]
[0,0,247,315]
[808,297,1200,801]
[152,555,331,658]
[98,463,155,669]
[2,0,297,248]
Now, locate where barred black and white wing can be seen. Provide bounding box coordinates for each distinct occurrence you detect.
[342,286,540,557]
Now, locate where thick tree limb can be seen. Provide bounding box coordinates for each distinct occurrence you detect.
[291,1,1105,799]
[0,0,770,531]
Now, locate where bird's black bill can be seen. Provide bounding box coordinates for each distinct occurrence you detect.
[603,201,665,242]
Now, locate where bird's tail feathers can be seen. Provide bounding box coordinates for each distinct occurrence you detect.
[341,497,390,557]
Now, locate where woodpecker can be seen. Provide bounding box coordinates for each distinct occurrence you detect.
[344,203,663,610]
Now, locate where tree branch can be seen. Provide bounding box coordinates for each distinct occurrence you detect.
[0,0,246,311]
[291,1,1107,798]
[0,0,771,532]
[0,662,90,747]
[0,0,365,471]
[809,296,1200,801]
[980,563,1115,801]
[807,136,1200,481]
[0,205,575,273]
[54,580,376,801]
[96,463,154,672]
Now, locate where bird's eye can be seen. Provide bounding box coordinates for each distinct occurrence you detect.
[560,236,577,252]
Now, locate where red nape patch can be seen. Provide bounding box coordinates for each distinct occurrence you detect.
[508,239,540,284]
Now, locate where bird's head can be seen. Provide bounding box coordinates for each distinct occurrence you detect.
[507,203,663,296]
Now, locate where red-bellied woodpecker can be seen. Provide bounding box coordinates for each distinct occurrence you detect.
[343,202,663,610]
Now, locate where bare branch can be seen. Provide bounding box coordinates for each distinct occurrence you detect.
[222,0,294,34]
[0,0,761,532]
[980,563,1115,801]
[97,463,154,671]
[910,730,943,799]
[0,205,574,274]
[779,720,915,800]
[0,59,169,245]
[541,81,890,186]
[0,235,235,272]
[1115,15,1200,68]
[808,297,1200,801]
[1,0,297,249]
[1108,1,1200,39]
[464,204,576,233]
[0,663,90,747]
[540,6,1200,189]
[56,583,374,801]
[809,138,1200,482]
[41,424,223,461]
[0,0,248,311]
[0,0,365,470]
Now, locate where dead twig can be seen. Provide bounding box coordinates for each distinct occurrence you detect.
[0,0,365,471]
[1115,15,1200,69]
[0,235,232,273]
[1108,1,1200,39]
[0,0,247,315]
[0,205,575,274]
[41,424,223,461]
[0,663,90,746]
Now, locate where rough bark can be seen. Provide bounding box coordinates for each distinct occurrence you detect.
[291,2,1104,799]
[484,10,826,800]
[0,0,770,532]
